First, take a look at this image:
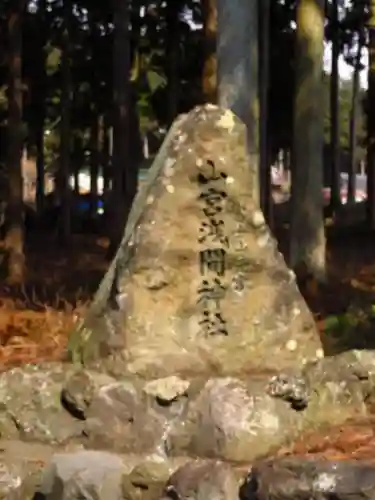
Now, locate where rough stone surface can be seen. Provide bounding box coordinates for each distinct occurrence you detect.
[163,461,239,500]
[143,376,190,404]
[36,450,125,500]
[243,457,375,500]
[122,459,172,500]
[166,377,303,462]
[68,104,322,377]
[82,379,184,454]
[0,363,83,444]
[302,354,369,426]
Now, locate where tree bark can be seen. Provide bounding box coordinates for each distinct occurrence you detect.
[367,1,375,228]
[89,14,100,219]
[289,0,326,282]
[202,0,217,103]
[258,0,271,222]
[108,0,133,257]
[165,0,180,126]
[217,0,259,205]
[348,33,363,204]
[58,0,72,243]
[35,0,46,215]
[329,0,341,211]
[5,0,27,283]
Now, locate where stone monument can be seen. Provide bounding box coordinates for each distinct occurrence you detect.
[68,104,323,377]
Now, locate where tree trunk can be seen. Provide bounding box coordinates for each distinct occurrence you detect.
[108,0,132,257]
[289,0,326,282]
[58,0,72,243]
[348,33,363,204]
[35,0,46,215]
[329,0,341,211]
[5,0,27,283]
[165,0,180,126]
[217,0,259,205]
[258,0,271,222]
[102,114,111,195]
[89,115,100,218]
[202,0,217,103]
[73,136,81,195]
[367,1,375,228]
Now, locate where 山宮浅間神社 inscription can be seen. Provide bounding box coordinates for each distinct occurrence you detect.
[197,160,229,336]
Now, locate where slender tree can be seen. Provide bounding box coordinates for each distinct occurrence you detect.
[89,13,100,219]
[202,0,217,103]
[58,0,72,243]
[329,0,341,211]
[367,0,375,228]
[5,0,27,283]
[108,0,133,256]
[290,0,326,282]
[217,0,259,204]
[165,0,180,126]
[258,0,271,221]
[348,32,364,203]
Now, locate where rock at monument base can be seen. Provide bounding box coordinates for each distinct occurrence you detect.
[1,352,375,498]
[243,457,375,500]
[36,450,125,500]
[82,379,182,454]
[69,104,322,377]
[163,461,239,500]
[166,377,303,462]
[0,363,83,444]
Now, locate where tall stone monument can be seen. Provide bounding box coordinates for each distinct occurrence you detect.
[68,105,323,377]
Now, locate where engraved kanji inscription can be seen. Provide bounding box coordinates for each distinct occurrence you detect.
[198,219,229,247]
[199,310,228,336]
[199,187,227,207]
[197,159,228,185]
[199,248,226,276]
[197,278,227,307]
[196,158,230,335]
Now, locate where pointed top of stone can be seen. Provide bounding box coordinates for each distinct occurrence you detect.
[73,105,322,378]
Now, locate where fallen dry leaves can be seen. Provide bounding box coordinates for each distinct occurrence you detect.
[277,418,375,461]
[0,296,87,371]
[0,234,105,371]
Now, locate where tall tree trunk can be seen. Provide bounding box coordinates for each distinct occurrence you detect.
[367,1,375,228]
[35,0,46,215]
[348,33,363,204]
[89,115,100,218]
[165,0,180,126]
[58,0,72,243]
[73,136,81,195]
[329,0,341,211]
[290,0,326,282]
[258,0,271,222]
[217,0,259,205]
[202,0,217,103]
[5,0,27,283]
[109,0,132,257]
[89,15,100,219]
[102,114,111,195]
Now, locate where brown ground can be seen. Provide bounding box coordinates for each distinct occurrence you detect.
[1,210,375,458]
